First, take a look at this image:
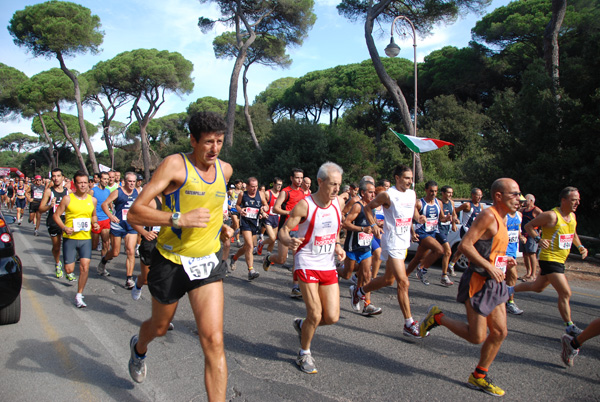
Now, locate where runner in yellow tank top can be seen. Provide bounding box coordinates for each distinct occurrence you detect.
[157,153,226,264]
[515,186,588,337]
[126,112,233,400]
[53,172,100,308]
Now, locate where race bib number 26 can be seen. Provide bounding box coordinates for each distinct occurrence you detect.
[494,255,508,274]
[181,253,219,281]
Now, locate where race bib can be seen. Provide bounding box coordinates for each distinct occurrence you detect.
[313,233,336,255]
[34,190,43,199]
[151,226,161,232]
[425,218,438,232]
[558,233,574,250]
[358,232,373,246]
[508,230,519,244]
[181,253,219,281]
[494,255,508,274]
[246,207,259,219]
[395,217,412,235]
[122,208,129,221]
[73,218,91,232]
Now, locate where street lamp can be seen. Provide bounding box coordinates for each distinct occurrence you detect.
[30,159,36,176]
[386,15,418,179]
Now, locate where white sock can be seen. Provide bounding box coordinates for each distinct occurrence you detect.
[300,348,311,355]
[405,317,414,327]
[449,262,455,268]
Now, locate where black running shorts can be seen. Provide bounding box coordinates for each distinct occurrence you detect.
[539,260,565,275]
[148,248,226,305]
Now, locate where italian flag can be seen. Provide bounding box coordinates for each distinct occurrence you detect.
[390,129,454,153]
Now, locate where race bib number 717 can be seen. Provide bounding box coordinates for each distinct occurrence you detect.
[313,233,336,255]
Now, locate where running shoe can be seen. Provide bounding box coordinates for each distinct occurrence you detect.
[75,293,87,308]
[403,321,422,338]
[168,322,175,331]
[441,275,454,287]
[128,335,147,383]
[290,286,302,298]
[448,264,457,277]
[416,268,430,285]
[420,305,441,338]
[131,285,142,301]
[135,245,140,257]
[253,246,258,255]
[17,219,21,226]
[125,277,135,290]
[34,229,38,236]
[362,303,382,316]
[466,374,505,397]
[566,324,583,337]
[55,263,63,279]
[66,273,76,282]
[296,352,317,374]
[348,285,362,312]
[506,301,523,315]
[262,253,271,271]
[350,273,358,285]
[230,256,237,271]
[97,260,110,277]
[560,334,579,367]
[96,243,102,251]
[293,318,303,343]
[248,269,260,280]
[257,239,264,255]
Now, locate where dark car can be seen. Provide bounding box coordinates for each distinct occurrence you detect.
[0,212,22,325]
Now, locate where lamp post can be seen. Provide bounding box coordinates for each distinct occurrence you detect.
[385,15,418,181]
[30,159,36,177]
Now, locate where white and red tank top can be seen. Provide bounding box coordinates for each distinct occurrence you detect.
[294,196,342,271]
[382,187,416,251]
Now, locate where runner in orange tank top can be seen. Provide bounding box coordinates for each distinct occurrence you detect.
[420,178,521,397]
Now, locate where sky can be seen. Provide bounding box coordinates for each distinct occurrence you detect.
[0,0,510,151]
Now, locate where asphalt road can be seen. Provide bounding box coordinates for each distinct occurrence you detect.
[2,216,599,401]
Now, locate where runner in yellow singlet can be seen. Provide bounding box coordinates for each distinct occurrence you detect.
[53,171,100,308]
[126,112,233,401]
[513,186,588,336]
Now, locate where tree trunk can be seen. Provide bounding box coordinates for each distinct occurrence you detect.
[242,65,261,150]
[139,121,151,181]
[54,104,89,175]
[544,0,566,101]
[364,3,423,182]
[37,113,56,169]
[56,52,99,174]
[104,125,115,169]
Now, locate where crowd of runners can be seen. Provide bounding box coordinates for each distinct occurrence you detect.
[2,111,598,399]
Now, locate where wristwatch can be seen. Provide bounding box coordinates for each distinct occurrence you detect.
[171,212,182,229]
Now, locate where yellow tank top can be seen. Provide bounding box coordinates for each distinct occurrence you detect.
[64,194,95,240]
[539,207,577,263]
[157,154,227,264]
